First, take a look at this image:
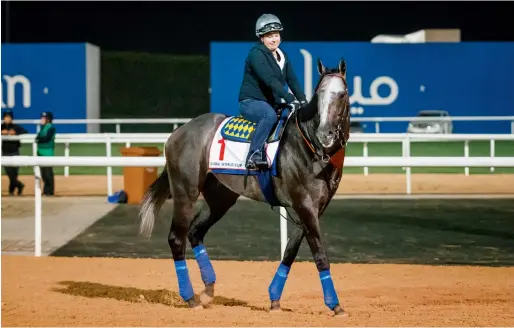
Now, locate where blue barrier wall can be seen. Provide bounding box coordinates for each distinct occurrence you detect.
[210,42,514,133]
[1,43,100,133]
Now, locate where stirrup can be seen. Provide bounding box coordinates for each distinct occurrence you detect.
[245,159,257,170]
[246,150,267,170]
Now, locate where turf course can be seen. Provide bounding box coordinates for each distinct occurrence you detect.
[51,198,514,266]
[15,140,514,175]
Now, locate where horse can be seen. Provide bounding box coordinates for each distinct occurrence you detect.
[138,57,351,316]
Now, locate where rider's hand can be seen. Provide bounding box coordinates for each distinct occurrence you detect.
[289,100,302,111]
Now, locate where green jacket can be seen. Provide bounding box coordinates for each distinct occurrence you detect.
[238,42,306,106]
[36,123,56,156]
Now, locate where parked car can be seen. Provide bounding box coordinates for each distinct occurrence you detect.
[407,110,453,134]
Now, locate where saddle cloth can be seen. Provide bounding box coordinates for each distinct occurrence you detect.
[208,108,292,176]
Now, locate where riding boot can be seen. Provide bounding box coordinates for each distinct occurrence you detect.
[255,149,269,169]
[246,150,268,170]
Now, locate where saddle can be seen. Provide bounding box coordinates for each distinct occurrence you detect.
[220,103,293,144]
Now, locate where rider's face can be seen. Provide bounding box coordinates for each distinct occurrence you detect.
[260,32,281,51]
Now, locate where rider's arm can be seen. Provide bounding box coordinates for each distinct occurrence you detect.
[248,49,295,103]
[285,59,307,103]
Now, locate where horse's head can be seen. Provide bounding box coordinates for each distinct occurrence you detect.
[314,58,350,149]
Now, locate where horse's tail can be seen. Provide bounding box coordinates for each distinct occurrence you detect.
[138,165,171,238]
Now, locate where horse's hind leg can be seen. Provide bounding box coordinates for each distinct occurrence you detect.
[168,192,201,308]
[188,174,239,307]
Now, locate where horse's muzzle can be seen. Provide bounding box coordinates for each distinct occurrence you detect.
[316,131,335,149]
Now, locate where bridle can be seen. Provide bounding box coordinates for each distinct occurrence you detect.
[295,72,350,167]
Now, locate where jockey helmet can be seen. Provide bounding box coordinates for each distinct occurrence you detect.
[255,14,283,37]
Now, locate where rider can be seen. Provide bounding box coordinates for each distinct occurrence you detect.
[238,13,307,170]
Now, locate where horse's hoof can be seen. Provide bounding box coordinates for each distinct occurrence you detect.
[269,300,281,312]
[200,283,215,307]
[332,305,348,317]
[187,298,203,309]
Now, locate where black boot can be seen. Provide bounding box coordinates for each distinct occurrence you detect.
[17,182,25,196]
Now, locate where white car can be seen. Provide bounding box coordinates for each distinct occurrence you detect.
[407,110,453,134]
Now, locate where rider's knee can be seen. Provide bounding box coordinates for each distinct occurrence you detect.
[261,110,277,124]
[263,116,276,126]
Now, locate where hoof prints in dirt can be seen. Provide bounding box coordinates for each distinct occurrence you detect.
[52,281,278,312]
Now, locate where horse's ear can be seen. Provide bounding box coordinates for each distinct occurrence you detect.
[317,58,326,75]
[338,58,347,78]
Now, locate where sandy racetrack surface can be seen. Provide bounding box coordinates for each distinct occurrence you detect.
[2,255,514,326]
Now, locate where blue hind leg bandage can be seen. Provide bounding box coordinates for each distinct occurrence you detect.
[193,245,216,285]
[174,259,194,301]
[268,263,291,301]
[319,270,339,310]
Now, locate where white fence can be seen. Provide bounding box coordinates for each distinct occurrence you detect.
[13,115,514,134]
[3,132,514,195]
[2,155,514,258]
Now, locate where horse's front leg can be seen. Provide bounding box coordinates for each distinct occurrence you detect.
[268,224,304,311]
[295,201,346,316]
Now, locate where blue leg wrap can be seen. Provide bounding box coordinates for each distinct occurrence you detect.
[268,263,290,301]
[193,245,216,285]
[174,259,194,302]
[319,270,339,310]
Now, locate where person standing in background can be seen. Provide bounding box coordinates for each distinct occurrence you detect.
[36,111,56,196]
[1,109,27,196]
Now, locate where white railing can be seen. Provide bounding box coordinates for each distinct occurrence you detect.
[2,155,514,258]
[13,115,514,134]
[3,132,514,194]
[16,118,190,133]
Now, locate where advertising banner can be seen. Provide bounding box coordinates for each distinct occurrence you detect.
[211,42,514,133]
[1,43,100,133]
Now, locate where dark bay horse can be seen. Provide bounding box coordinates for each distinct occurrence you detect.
[138,58,351,316]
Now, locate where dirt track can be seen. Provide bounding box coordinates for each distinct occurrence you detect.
[2,174,514,326]
[2,173,514,196]
[2,255,513,326]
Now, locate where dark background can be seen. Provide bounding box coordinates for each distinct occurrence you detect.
[2,1,514,55]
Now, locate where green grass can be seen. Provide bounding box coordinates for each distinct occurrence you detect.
[16,140,514,175]
[51,199,514,265]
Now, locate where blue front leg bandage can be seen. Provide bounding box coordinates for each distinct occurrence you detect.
[319,270,339,310]
[268,263,291,301]
[193,245,216,285]
[174,260,194,302]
